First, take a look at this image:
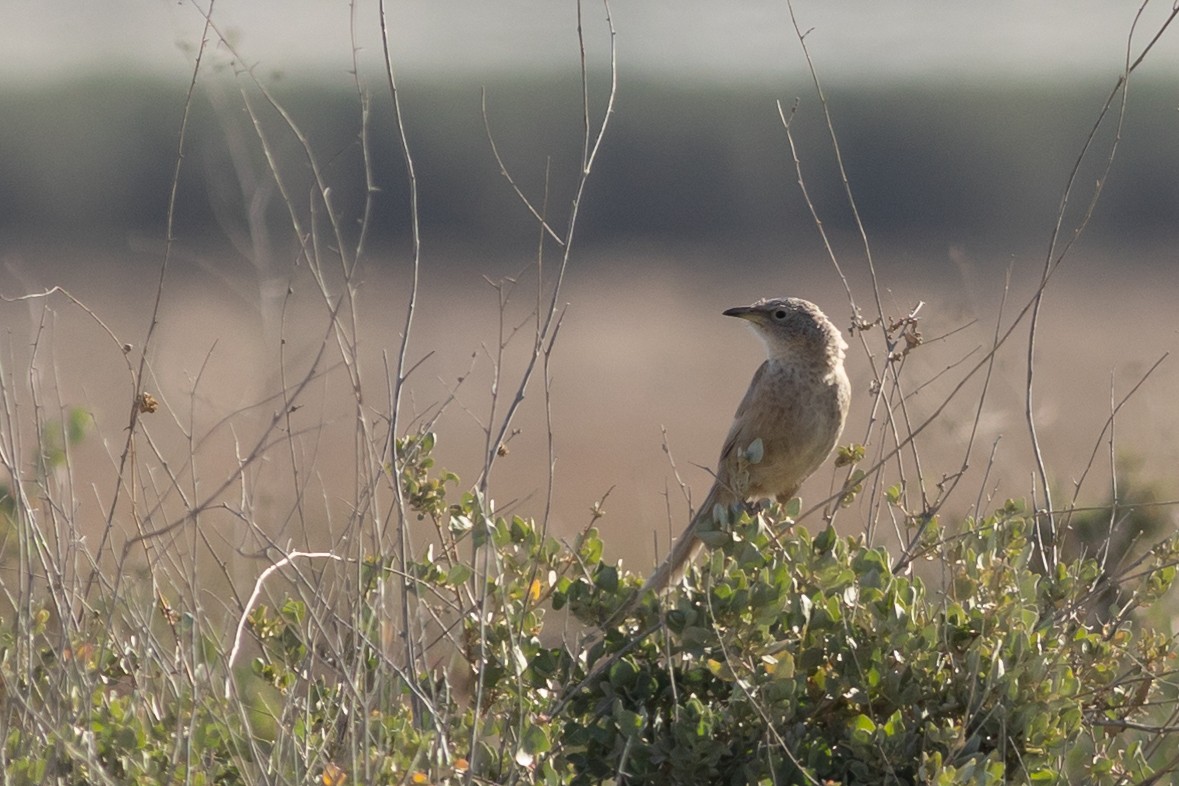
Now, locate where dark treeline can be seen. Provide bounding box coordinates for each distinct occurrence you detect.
[1,72,1174,254]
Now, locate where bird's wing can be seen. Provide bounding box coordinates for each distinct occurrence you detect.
[637,361,772,598]
[712,359,771,492]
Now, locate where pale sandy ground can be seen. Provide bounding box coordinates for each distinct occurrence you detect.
[0,237,1175,584]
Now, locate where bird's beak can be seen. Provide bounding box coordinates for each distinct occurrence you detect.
[723,305,757,320]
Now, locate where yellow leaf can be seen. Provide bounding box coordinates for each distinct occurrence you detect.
[321,763,347,786]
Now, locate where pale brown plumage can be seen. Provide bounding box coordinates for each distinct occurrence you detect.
[640,297,851,596]
[554,297,851,717]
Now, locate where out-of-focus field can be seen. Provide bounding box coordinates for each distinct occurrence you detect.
[2,237,1174,575]
[2,51,1177,583]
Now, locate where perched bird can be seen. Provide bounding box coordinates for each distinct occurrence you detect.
[553,297,851,717]
[642,296,851,595]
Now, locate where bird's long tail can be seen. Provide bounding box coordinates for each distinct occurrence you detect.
[638,481,732,599]
[555,483,735,715]
[596,483,735,630]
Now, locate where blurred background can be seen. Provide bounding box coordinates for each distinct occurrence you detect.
[1,1,1177,571]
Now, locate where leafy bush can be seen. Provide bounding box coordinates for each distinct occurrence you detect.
[559,498,1178,784]
[218,437,1179,783]
[3,433,1175,784]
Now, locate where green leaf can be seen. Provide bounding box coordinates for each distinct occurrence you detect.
[608,658,638,687]
[814,525,837,553]
[612,701,644,735]
[1028,766,1057,783]
[520,723,551,755]
[882,710,904,737]
[67,407,92,444]
[595,565,619,592]
[579,529,604,564]
[446,564,472,585]
[849,713,876,743]
[280,599,307,624]
[775,651,795,679]
[696,529,730,548]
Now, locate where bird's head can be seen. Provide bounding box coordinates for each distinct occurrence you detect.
[723,297,847,367]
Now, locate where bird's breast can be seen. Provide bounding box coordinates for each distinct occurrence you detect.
[743,360,849,498]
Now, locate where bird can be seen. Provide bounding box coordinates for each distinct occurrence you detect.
[641,296,851,596]
[551,298,850,717]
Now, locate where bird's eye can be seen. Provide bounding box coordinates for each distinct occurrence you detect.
[773,309,788,320]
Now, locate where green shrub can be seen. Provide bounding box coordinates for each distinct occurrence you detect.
[257,435,1179,785]
[558,497,1178,784]
[2,432,1176,785]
